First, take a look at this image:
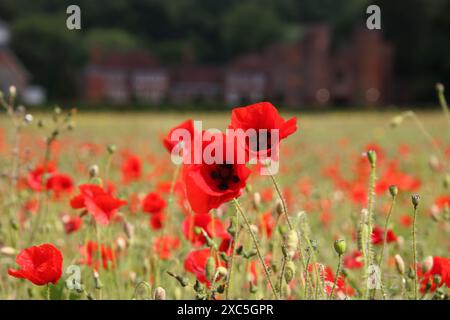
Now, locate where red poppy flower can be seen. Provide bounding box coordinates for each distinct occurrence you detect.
[344,250,364,269]
[62,214,83,234]
[27,162,56,191]
[371,225,398,245]
[153,236,180,260]
[435,195,450,210]
[182,131,251,214]
[121,153,142,184]
[70,184,127,225]
[419,256,450,293]
[79,241,116,270]
[228,102,297,159]
[8,243,63,286]
[149,212,165,230]
[142,192,167,214]
[163,119,195,153]
[259,211,275,238]
[182,214,229,247]
[46,173,74,197]
[184,248,223,285]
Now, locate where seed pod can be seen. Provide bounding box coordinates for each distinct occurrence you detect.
[334,239,347,256]
[389,185,398,198]
[284,261,296,283]
[252,192,261,210]
[394,254,405,275]
[367,150,377,167]
[153,287,166,300]
[205,257,216,282]
[411,194,420,209]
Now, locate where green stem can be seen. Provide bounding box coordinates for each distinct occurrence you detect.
[233,199,279,299]
[365,161,376,299]
[330,255,342,299]
[225,208,239,300]
[412,206,419,300]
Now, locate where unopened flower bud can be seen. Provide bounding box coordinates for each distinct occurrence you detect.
[367,150,377,167]
[394,254,405,275]
[333,239,347,256]
[252,192,261,210]
[93,270,103,289]
[275,200,284,216]
[9,86,16,98]
[217,266,228,278]
[284,230,298,259]
[205,257,216,282]
[411,194,420,209]
[153,287,166,300]
[24,114,33,124]
[284,260,296,283]
[389,185,398,198]
[89,164,99,178]
[107,144,117,154]
[436,82,445,93]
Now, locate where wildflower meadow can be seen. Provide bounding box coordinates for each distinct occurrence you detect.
[0,87,449,301]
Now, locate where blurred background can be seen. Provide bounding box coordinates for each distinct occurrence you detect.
[0,0,448,110]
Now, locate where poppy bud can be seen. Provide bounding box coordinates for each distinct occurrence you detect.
[227,216,237,238]
[249,281,258,294]
[333,239,347,256]
[436,82,445,94]
[167,271,189,287]
[411,194,420,209]
[284,230,298,259]
[394,254,405,275]
[217,266,228,278]
[88,165,99,178]
[0,246,16,256]
[9,86,16,99]
[284,261,296,283]
[153,287,166,300]
[252,192,261,210]
[205,257,216,282]
[67,121,76,131]
[422,256,434,273]
[389,185,398,198]
[245,184,252,193]
[244,248,257,259]
[216,284,225,294]
[24,114,33,124]
[54,106,61,115]
[123,220,134,240]
[276,200,284,216]
[194,280,205,293]
[107,144,117,154]
[93,270,103,290]
[236,245,243,255]
[367,150,377,167]
[428,155,441,172]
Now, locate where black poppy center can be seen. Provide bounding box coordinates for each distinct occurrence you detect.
[209,164,240,191]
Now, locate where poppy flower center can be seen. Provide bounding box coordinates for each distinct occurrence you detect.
[209,164,240,191]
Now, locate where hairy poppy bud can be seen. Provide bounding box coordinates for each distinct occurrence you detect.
[107,144,117,154]
[252,192,261,210]
[284,261,296,283]
[284,230,298,259]
[411,194,420,209]
[334,239,347,256]
[24,114,33,124]
[9,86,16,99]
[367,150,377,167]
[217,266,228,278]
[276,200,284,216]
[394,254,405,275]
[153,287,166,300]
[205,257,216,282]
[227,216,237,238]
[89,165,99,178]
[389,185,398,198]
[93,270,103,290]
